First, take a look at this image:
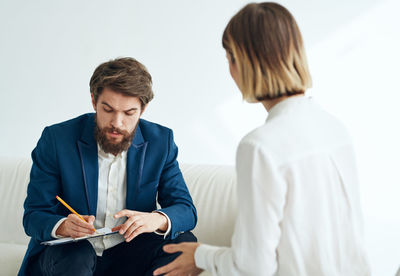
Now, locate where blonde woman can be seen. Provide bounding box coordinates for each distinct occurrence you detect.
[154,2,370,275]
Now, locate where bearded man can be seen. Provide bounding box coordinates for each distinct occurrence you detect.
[19,57,197,276]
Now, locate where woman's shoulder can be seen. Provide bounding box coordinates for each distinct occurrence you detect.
[237,123,282,160]
[239,119,288,148]
[238,103,354,166]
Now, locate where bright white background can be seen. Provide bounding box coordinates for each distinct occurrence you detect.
[0,0,399,274]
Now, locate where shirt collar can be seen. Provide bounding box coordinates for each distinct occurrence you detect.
[266,95,312,122]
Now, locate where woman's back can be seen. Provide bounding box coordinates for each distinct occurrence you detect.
[236,96,370,275]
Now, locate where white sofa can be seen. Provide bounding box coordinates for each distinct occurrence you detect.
[0,157,237,275]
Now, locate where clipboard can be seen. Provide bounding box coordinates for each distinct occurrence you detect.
[41,227,120,246]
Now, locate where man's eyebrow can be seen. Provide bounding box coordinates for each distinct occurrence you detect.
[124,108,138,112]
[101,102,113,109]
[101,102,138,112]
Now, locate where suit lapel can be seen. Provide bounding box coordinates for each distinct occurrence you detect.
[126,123,147,210]
[77,115,98,215]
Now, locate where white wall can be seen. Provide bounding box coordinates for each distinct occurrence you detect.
[0,0,399,274]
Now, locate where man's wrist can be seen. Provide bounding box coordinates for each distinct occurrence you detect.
[52,217,68,238]
[154,212,168,232]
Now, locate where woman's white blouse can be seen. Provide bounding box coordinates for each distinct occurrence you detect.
[195,96,370,275]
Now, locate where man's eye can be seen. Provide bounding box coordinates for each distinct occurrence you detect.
[125,112,134,116]
[104,108,112,113]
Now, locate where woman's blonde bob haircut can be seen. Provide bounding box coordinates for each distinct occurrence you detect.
[223,2,312,102]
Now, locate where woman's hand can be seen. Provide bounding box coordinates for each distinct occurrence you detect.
[153,242,203,276]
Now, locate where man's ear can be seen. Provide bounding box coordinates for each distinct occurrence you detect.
[91,93,96,111]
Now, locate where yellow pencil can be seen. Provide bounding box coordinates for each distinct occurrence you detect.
[56,195,96,231]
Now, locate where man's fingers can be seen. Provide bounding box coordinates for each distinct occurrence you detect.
[67,215,95,235]
[66,223,90,238]
[68,214,94,229]
[70,230,87,238]
[126,226,145,242]
[73,224,95,235]
[112,225,122,232]
[68,221,94,235]
[124,217,142,237]
[117,215,136,234]
[114,209,135,219]
[82,215,95,225]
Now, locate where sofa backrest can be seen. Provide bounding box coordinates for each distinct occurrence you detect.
[181,164,237,247]
[0,158,237,248]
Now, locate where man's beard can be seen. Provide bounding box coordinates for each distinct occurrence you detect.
[94,117,136,155]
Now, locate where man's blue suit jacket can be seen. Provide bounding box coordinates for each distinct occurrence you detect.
[19,113,197,275]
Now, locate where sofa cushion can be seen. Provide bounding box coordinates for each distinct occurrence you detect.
[0,243,27,276]
[0,158,31,246]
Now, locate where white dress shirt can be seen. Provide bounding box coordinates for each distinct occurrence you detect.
[52,145,171,256]
[195,96,370,275]
[88,148,128,256]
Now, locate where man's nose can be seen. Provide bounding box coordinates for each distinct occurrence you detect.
[111,113,123,129]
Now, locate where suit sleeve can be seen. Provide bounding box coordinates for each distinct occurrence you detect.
[23,127,65,242]
[156,129,197,239]
[194,141,286,275]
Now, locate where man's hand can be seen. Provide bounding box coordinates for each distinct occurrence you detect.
[56,214,95,238]
[153,242,203,276]
[113,210,168,242]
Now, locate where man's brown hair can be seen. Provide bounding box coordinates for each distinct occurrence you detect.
[222,2,312,102]
[89,57,154,107]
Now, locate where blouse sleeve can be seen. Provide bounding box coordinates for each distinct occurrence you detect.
[195,141,287,275]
